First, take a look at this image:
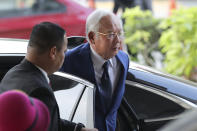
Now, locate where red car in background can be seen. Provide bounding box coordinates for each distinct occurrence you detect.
[0,0,93,39]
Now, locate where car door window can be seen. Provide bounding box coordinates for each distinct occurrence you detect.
[72,86,95,128]
[54,83,85,120]
[32,0,66,13]
[50,73,95,128]
[125,81,185,120]
[50,74,85,120]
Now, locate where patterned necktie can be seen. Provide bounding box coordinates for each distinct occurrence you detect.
[101,61,112,110]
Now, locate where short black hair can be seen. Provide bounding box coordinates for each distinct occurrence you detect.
[28,22,65,53]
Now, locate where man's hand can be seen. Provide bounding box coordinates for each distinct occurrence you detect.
[81,127,98,131]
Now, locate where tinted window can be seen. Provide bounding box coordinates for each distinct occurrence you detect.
[125,82,185,119]
[128,69,197,103]
[0,55,24,82]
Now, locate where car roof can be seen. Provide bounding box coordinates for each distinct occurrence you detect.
[0,37,86,54]
[130,61,197,86]
[0,38,27,54]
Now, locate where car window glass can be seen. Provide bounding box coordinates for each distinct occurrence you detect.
[0,0,65,18]
[0,0,35,17]
[32,0,65,12]
[54,83,85,120]
[72,87,94,128]
[125,83,185,119]
[51,74,85,120]
[0,0,34,11]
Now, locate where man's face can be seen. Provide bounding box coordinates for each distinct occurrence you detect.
[91,15,123,60]
[54,37,68,72]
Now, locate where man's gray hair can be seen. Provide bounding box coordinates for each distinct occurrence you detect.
[86,9,123,43]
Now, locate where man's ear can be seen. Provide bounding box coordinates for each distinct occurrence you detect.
[49,46,57,60]
[88,31,95,45]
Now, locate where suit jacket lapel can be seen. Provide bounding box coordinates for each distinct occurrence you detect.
[116,51,128,70]
[79,43,97,84]
[108,51,128,113]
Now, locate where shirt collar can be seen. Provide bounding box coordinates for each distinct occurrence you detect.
[35,65,50,84]
[90,45,113,68]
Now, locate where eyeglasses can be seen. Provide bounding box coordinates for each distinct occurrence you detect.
[97,31,124,40]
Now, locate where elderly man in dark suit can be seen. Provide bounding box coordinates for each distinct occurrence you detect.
[60,10,130,131]
[0,22,97,131]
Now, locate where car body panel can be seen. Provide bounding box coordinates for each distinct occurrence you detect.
[129,62,197,104]
[50,72,95,128]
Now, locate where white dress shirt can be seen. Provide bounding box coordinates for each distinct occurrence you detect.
[35,65,50,84]
[90,45,121,94]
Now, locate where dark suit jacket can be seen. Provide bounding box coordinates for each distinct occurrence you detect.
[60,43,129,131]
[0,59,76,131]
